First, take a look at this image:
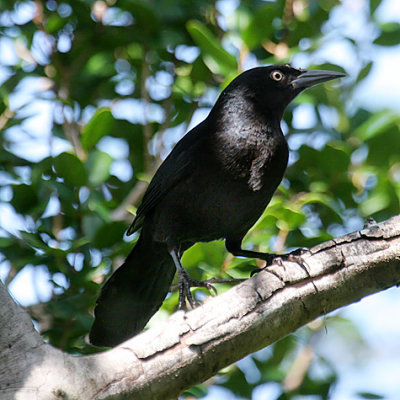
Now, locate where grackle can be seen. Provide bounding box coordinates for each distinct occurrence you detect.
[89,65,344,347]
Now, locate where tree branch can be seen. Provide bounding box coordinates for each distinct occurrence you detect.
[1,215,400,400]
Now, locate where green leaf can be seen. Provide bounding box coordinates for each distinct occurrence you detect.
[82,215,104,240]
[11,184,39,214]
[46,15,68,33]
[357,392,385,399]
[187,20,237,75]
[93,221,127,249]
[20,231,47,250]
[182,241,226,272]
[369,0,381,15]
[86,150,113,186]
[363,126,400,169]
[182,384,208,398]
[81,108,115,151]
[296,142,351,180]
[119,0,160,30]
[241,4,276,50]
[70,237,91,250]
[356,61,373,84]
[217,366,254,397]
[0,96,7,115]
[49,180,76,204]
[0,237,15,247]
[354,110,399,141]
[268,204,306,231]
[300,192,343,223]
[53,152,87,187]
[88,192,112,221]
[84,53,115,76]
[373,22,400,46]
[360,189,391,216]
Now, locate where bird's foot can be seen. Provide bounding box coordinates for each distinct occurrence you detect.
[251,247,310,275]
[277,247,310,264]
[177,268,218,310]
[250,267,262,277]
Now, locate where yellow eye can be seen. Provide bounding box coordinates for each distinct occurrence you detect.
[271,70,284,81]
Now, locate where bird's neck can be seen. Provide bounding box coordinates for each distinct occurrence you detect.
[211,88,283,142]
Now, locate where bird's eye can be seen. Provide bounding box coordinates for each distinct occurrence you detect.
[271,71,284,82]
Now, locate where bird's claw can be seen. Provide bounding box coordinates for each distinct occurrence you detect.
[178,272,218,310]
[288,247,309,257]
[201,280,218,296]
[250,248,310,275]
[271,247,310,267]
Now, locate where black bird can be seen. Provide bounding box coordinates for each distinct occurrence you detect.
[89,65,344,347]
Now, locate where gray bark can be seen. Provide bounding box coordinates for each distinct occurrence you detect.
[1,215,400,400]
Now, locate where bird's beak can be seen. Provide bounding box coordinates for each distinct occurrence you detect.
[291,69,346,90]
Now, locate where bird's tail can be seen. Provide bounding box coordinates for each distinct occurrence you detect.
[89,229,175,347]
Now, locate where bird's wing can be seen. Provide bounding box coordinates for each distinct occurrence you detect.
[127,122,207,235]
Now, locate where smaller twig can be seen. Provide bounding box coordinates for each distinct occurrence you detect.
[140,58,153,171]
[63,119,85,160]
[0,109,15,131]
[109,180,149,222]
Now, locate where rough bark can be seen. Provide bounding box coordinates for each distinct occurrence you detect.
[1,215,400,400]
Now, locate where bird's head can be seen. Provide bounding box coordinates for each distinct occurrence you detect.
[219,65,345,121]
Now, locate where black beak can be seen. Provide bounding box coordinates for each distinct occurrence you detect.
[292,69,346,90]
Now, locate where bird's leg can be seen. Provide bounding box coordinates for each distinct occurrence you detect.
[226,239,278,265]
[169,247,218,310]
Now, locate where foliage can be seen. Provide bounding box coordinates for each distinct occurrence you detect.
[0,0,399,398]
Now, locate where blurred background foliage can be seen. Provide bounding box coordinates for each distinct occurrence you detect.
[0,0,399,399]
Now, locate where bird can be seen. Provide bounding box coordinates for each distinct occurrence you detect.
[89,64,345,347]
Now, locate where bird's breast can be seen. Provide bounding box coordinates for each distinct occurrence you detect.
[213,128,289,193]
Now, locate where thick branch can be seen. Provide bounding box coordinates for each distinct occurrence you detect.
[1,216,400,400]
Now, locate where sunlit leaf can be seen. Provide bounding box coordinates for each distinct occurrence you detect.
[374,22,400,46]
[354,110,399,141]
[356,392,385,399]
[187,20,237,75]
[53,152,87,187]
[20,231,47,250]
[46,15,68,33]
[241,4,276,50]
[356,61,373,84]
[87,150,113,186]
[369,0,381,15]
[81,108,115,151]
